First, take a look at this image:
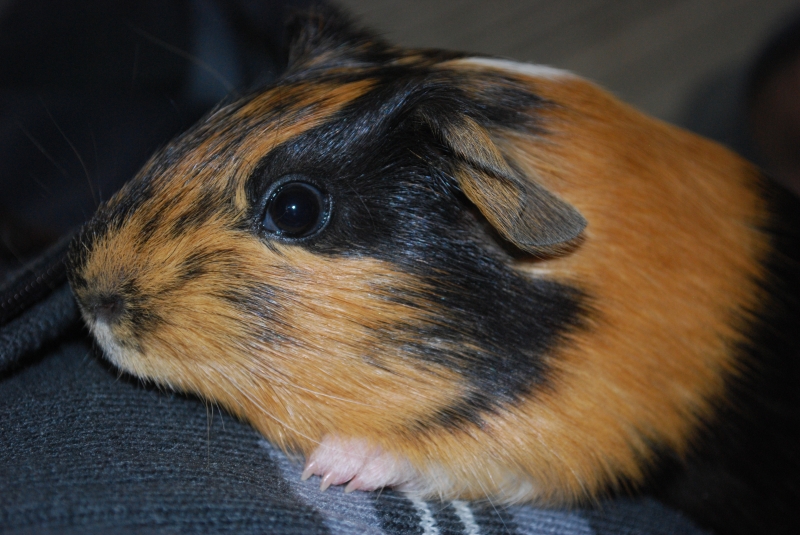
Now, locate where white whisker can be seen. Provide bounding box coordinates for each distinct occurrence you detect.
[128,25,236,96]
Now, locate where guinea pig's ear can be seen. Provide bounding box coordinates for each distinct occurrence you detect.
[420,109,587,256]
[285,4,390,71]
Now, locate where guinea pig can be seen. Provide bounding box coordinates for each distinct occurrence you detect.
[67,6,800,535]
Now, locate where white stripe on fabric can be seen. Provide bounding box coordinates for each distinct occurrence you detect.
[410,496,441,535]
[452,500,482,535]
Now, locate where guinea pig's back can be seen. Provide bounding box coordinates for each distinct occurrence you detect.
[454,56,800,532]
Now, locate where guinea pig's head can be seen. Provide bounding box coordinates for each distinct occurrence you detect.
[67,8,587,458]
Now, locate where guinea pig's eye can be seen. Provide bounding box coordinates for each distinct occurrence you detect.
[261,180,329,239]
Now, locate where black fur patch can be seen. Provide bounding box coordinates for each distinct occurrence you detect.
[244,63,586,425]
[167,187,226,240]
[115,279,161,334]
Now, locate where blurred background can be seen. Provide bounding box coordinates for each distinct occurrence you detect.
[336,0,798,123]
[1,0,799,274]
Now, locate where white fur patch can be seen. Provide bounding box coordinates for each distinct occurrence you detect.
[457,57,573,81]
[90,321,126,367]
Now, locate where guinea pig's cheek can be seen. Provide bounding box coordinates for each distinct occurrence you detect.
[223,245,472,443]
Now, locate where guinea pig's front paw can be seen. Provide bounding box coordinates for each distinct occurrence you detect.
[301,435,416,493]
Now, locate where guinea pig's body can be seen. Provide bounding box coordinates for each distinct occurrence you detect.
[67,8,800,535]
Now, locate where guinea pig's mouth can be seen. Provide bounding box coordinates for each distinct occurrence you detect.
[71,286,142,368]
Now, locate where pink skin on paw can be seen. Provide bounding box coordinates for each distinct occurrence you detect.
[301,435,416,493]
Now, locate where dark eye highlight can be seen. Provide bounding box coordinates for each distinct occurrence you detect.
[261,181,329,239]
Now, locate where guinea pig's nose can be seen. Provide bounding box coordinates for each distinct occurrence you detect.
[87,293,126,325]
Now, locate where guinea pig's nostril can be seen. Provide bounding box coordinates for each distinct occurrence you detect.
[90,294,126,325]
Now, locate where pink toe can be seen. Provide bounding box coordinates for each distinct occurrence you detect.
[303,435,416,493]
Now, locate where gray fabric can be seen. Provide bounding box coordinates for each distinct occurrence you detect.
[0,283,708,534]
[0,325,331,535]
[0,284,77,372]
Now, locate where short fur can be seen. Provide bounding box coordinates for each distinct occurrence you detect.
[68,6,799,535]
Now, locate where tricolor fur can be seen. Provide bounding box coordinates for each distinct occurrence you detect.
[68,7,800,535]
